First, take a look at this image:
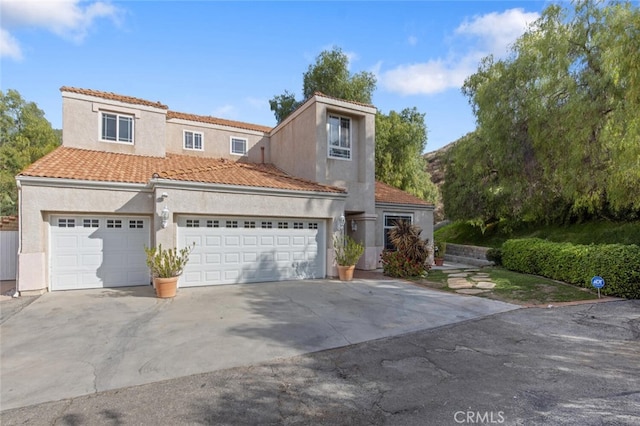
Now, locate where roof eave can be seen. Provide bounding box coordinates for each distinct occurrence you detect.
[151,178,347,199]
[375,201,434,210]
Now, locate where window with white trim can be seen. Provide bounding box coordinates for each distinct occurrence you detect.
[327,114,351,160]
[183,130,203,150]
[230,137,247,155]
[383,214,413,250]
[101,112,134,143]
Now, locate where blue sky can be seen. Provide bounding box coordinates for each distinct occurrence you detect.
[1,0,550,152]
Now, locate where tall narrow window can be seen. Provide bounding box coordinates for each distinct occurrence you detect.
[184,130,203,150]
[101,112,134,143]
[327,115,351,159]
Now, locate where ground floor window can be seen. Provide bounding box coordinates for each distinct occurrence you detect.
[383,213,413,250]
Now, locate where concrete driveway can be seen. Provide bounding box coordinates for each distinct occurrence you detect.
[0,278,518,411]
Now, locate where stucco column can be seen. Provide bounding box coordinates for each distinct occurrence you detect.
[347,213,378,270]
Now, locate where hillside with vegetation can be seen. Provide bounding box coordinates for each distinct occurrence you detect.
[438,1,639,229]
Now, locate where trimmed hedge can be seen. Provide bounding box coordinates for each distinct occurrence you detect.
[501,238,640,299]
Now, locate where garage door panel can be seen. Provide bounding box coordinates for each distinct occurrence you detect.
[276,236,290,245]
[225,235,241,246]
[243,252,258,262]
[178,217,325,286]
[260,236,275,245]
[276,252,290,261]
[292,236,306,246]
[243,236,258,246]
[51,216,150,291]
[205,236,221,247]
[205,270,222,281]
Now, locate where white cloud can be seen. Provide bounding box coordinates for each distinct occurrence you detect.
[0,0,120,59]
[455,8,539,54]
[0,28,23,60]
[380,8,539,96]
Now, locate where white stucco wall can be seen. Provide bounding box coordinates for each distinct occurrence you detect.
[17,177,347,292]
[151,183,346,260]
[61,91,167,157]
[165,119,270,163]
[374,204,435,266]
[270,101,319,182]
[17,180,154,293]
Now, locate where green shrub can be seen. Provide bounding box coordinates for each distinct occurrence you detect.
[486,248,503,265]
[380,250,428,278]
[502,238,640,298]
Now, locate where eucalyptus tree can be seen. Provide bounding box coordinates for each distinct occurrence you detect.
[376,108,438,203]
[458,0,640,223]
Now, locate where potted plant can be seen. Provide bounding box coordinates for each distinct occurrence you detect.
[333,234,365,281]
[144,243,195,298]
[434,241,446,266]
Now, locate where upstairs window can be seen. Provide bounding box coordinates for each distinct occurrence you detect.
[327,115,351,160]
[101,112,134,143]
[231,137,247,155]
[184,131,203,150]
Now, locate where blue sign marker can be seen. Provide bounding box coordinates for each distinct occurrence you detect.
[591,276,605,289]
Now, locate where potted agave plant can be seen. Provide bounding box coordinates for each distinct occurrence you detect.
[333,234,365,281]
[144,243,195,298]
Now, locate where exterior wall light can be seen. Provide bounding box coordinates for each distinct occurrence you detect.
[351,220,357,232]
[337,214,345,232]
[161,205,170,229]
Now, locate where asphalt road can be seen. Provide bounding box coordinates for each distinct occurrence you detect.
[2,300,638,426]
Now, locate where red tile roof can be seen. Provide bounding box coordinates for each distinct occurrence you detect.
[19,147,345,194]
[313,92,376,109]
[60,87,169,109]
[375,181,433,206]
[167,111,272,133]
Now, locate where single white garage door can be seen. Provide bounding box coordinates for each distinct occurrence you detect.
[50,215,150,291]
[178,216,326,286]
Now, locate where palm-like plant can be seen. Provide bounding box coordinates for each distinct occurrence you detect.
[388,220,430,265]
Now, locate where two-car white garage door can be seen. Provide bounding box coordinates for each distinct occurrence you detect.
[178,216,326,286]
[49,215,326,290]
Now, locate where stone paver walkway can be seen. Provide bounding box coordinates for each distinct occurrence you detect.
[442,269,497,295]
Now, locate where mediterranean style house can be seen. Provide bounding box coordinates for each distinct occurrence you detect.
[15,87,434,294]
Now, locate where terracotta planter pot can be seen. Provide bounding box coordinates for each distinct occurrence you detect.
[337,265,356,281]
[434,258,444,266]
[154,276,179,298]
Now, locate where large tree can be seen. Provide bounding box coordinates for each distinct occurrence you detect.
[270,46,437,203]
[376,108,438,202]
[269,46,376,123]
[450,0,640,224]
[0,89,60,215]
